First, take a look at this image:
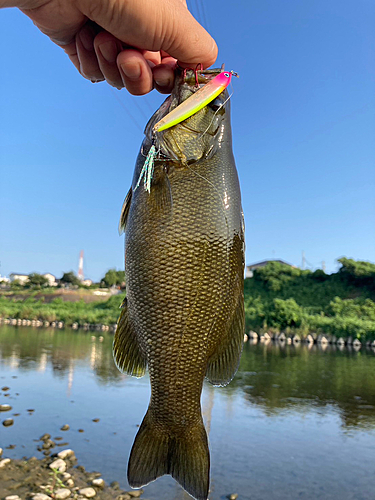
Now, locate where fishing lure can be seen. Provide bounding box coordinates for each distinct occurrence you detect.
[135,69,238,193]
[153,70,238,133]
[134,145,156,193]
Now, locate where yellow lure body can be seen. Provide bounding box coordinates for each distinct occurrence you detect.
[153,71,234,133]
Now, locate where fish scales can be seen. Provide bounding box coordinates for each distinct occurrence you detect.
[114,68,245,500]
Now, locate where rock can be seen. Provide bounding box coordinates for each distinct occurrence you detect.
[40,433,51,441]
[116,496,131,500]
[58,449,75,460]
[79,488,96,498]
[127,490,144,498]
[54,488,71,499]
[66,479,74,488]
[110,482,120,490]
[49,458,67,472]
[0,447,2,456]
[78,429,84,433]
[62,473,71,479]
[42,440,55,449]
[92,478,105,488]
[1,386,10,391]
[92,418,100,423]
[0,404,12,411]
[32,494,52,500]
[60,424,70,431]
[2,418,14,426]
[0,458,11,468]
[228,494,238,500]
[5,495,21,500]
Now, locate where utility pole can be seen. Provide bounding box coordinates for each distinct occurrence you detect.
[302,251,306,270]
[322,261,326,273]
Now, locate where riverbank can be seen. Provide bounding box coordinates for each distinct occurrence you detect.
[0,444,143,500]
[1,258,375,340]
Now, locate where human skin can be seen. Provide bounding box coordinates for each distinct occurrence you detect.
[0,0,218,95]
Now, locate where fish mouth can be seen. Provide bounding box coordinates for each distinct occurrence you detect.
[144,68,228,163]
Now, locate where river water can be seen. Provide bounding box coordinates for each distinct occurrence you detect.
[1,326,375,500]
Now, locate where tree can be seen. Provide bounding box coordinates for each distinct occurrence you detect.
[27,273,48,288]
[338,258,375,289]
[60,271,81,287]
[101,269,125,287]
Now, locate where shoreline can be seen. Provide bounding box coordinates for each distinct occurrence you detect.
[1,317,375,351]
[0,442,143,500]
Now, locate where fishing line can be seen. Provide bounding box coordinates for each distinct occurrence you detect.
[129,95,149,122]
[198,0,209,29]
[199,90,234,141]
[110,88,144,133]
[184,162,230,234]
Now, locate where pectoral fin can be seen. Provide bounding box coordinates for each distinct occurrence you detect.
[118,187,132,234]
[206,294,245,387]
[113,298,147,377]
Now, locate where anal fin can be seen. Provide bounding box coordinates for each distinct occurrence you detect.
[206,293,245,387]
[113,298,147,377]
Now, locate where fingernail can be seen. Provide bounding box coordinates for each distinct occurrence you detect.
[146,60,156,69]
[79,29,94,51]
[120,63,141,81]
[98,41,117,64]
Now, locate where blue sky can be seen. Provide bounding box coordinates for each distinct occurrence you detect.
[1,0,374,281]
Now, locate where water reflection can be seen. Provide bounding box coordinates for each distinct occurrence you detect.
[234,342,375,429]
[1,326,375,430]
[0,326,125,385]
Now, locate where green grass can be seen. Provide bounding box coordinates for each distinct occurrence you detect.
[1,258,375,340]
[244,259,375,340]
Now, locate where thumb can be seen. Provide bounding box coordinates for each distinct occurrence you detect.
[78,0,217,68]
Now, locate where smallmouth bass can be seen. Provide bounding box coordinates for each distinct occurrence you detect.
[113,68,245,500]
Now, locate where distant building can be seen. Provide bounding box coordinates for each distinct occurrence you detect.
[245,259,295,278]
[43,273,57,286]
[0,275,10,283]
[9,273,29,285]
[81,279,93,286]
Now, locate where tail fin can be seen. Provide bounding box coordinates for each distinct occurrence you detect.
[128,410,210,500]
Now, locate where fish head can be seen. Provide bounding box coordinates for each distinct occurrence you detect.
[145,68,231,163]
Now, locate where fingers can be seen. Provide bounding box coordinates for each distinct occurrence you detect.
[65,26,176,95]
[76,23,104,82]
[153,58,178,94]
[94,32,123,88]
[116,49,154,95]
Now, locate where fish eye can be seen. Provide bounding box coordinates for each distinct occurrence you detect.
[209,98,222,112]
[224,72,230,78]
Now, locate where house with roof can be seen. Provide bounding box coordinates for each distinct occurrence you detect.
[245,259,295,278]
[9,273,29,285]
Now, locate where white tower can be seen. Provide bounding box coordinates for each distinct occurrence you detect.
[78,250,84,281]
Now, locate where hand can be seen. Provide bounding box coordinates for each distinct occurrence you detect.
[2,0,218,95]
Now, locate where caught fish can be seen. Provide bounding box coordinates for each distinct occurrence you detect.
[114,67,245,500]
